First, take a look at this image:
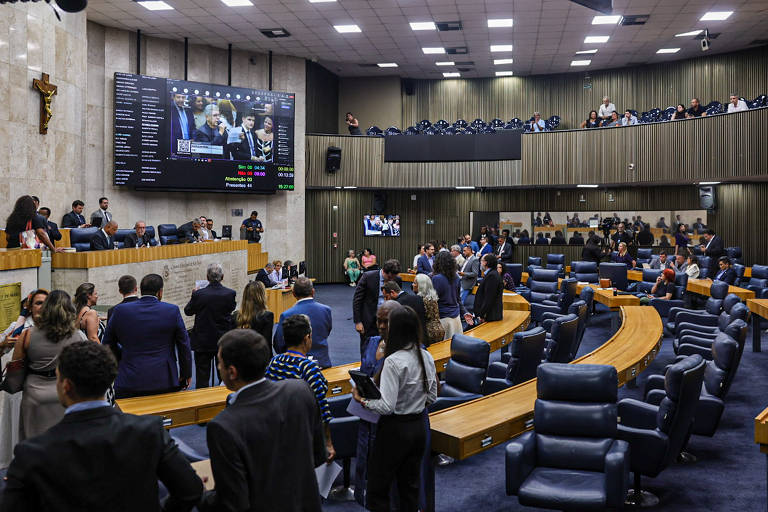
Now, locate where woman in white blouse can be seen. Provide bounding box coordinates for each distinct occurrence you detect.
[685,255,700,279]
[352,307,437,512]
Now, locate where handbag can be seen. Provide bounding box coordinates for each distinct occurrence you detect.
[19,219,40,249]
[424,298,446,344]
[0,358,26,393]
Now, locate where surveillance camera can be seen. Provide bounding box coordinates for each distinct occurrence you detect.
[701,38,711,52]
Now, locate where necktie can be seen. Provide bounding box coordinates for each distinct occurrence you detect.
[104,211,110,223]
[178,107,189,139]
[246,131,255,156]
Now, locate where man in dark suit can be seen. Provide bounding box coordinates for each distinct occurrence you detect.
[713,256,737,285]
[177,219,202,243]
[273,277,333,367]
[199,330,323,511]
[0,341,203,511]
[700,229,725,278]
[417,243,434,274]
[107,274,139,321]
[458,245,481,305]
[383,281,429,345]
[37,207,61,242]
[184,263,237,388]
[353,259,402,353]
[104,274,193,398]
[255,262,278,288]
[496,234,514,264]
[230,110,259,161]
[90,220,118,250]
[61,199,89,228]
[205,218,218,239]
[194,104,228,158]
[569,231,585,245]
[170,93,195,146]
[124,220,158,248]
[472,254,504,323]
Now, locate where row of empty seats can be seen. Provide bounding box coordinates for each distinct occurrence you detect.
[365,115,561,137]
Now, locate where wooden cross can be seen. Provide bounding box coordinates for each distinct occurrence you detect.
[33,73,57,134]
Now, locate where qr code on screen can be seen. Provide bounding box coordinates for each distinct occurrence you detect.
[177,139,191,153]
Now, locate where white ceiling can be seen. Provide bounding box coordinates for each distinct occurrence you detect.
[85,0,768,78]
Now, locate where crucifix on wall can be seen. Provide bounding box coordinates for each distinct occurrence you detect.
[33,73,57,134]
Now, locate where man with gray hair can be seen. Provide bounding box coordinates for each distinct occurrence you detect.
[273,276,333,368]
[255,262,278,289]
[598,96,616,121]
[177,218,203,243]
[531,111,547,132]
[124,220,157,248]
[184,262,236,388]
[450,244,465,267]
[194,103,228,156]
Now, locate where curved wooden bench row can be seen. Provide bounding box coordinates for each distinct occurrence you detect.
[429,305,663,460]
[116,307,531,428]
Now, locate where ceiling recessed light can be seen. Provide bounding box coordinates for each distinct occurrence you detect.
[410,21,436,30]
[422,47,445,54]
[700,11,733,21]
[490,44,513,52]
[377,62,398,67]
[576,49,598,54]
[493,58,514,65]
[488,18,513,28]
[137,1,174,10]
[308,0,336,3]
[571,59,591,66]
[495,71,514,76]
[699,181,721,185]
[334,24,361,33]
[343,186,357,189]
[592,15,622,24]
[436,61,455,66]
[584,36,609,43]
[656,48,680,54]
[221,0,252,6]
[443,72,461,78]
[675,29,704,37]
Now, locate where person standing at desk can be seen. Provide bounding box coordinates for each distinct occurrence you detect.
[473,254,504,323]
[4,195,60,252]
[241,210,263,243]
[700,229,725,278]
[416,243,434,274]
[353,259,402,354]
[37,207,61,243]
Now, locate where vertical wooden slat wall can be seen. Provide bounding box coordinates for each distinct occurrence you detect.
[304,185,768,283]
[401,46,768,131]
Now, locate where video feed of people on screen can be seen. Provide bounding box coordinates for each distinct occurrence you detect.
[364,214,400,236]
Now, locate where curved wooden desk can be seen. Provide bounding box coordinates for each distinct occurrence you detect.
[0,248,42,271]
[626,269,755,300]
[400,273,530,312]
[116,307,531,428]
[755,405,768,502]
[429,305,663,460]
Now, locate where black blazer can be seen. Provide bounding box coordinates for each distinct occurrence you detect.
[714,267,737,285]
[550,236,567,245]
[497,242,514,263]
[176,222,200,243]
[61,210,86,228]
[255,269,277,289]
[230,310,274,348]
[0,406,202,511]
[353,270,403,338]
[199,379,323,512]
[474,268,504,322]
[45,220,62,242]
[90,230,113,251]
[170,105,196,143]
[107,295,138,322]
[395,291,428,345]
[581,245,604,264]
[183,282,237,352]
[124,232,157,248]
[704,235,725,260]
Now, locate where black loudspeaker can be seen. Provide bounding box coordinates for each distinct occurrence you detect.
[326,146,341,174]
[373,191,387,214]
[221,225,232,239]
[699,185,716,210]
[403,79,415,96]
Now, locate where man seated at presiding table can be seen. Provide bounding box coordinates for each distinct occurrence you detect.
[273,277,332,367]
[265,314,335,461]
[0,342,204,511]
[123,220,158,248]
[177,219,203,243]
[255,262,279,289]
[199,330,325,511]
[639,268,675,305]
[89,220,118,251]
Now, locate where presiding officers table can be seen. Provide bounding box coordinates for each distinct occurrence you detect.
[51,241,249,328]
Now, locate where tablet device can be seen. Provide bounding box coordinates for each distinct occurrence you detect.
[349,370,382,399]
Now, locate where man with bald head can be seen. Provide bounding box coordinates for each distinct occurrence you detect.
[90,220,118,250]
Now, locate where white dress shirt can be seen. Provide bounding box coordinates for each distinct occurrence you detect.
[598,103,616,118]
[727,100,748,113]
[364,348,437,415]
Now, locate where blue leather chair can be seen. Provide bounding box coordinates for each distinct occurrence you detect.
[676,317,748,360]
[490,118,505,129]
[544,313,580,363]
[418,119,432,130]
[651,272,688,319]
[617,355,706,506]
[636,248,653,265]
[384,126,401,136]
[327,394,360,500]
[526,269,560,305]
[726,246,743,265]
[664,280,729,336]
[69,227,99,252]
[746,264,768,298]
[503,263,523,288]
[571,261,599,283]
[158,224,179,245]
[674,294,742,338]
[630,268,662,294]
[505,364,629,510]
[697,255,712,279]
[428,334,489,412]
[527,256,542,267]
[113,228,135,249]
[599,262,629,291]
[366,126,383,136]
[485,327,546,391]
[453,119,468,129]
[530,278,577,323]
[434,119,449,130]
[404,126,420,135]
[546,253,565,277]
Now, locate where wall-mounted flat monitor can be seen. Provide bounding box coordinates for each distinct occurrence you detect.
[364,214,400,236]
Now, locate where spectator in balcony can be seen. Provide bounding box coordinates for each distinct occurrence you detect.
[345,112,362,135]
[543,212,552,225]
[517,230,531,245]
[727,94,748,113]
[569,231,584,246]
[534,212,543,227]
[581,110,602,129]
[637,224,654,246]
[656,216,669,230]
[550,230,567,245]
[531,112,547,132]
[598,96,616,122]
[671,104,687,120]
[621,110,638,126]
[659,235,671,249]
[686,98,707,118]
[603,111,620,127]
[534,232,549,245]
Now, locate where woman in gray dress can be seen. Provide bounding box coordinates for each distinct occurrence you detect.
[10,290,85,440]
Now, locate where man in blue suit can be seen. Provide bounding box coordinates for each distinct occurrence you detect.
[273,277,333,368]
[713,256,737,285]
[104,273,193,399]
[416,243,435,274]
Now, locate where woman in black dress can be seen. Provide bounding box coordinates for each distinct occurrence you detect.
[4,195,59,251]
[346,112,362,135]
[231,280,273,347]
[581,110,602,129]
[581,234,606,263]
[674,223,692,257]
